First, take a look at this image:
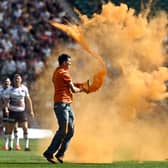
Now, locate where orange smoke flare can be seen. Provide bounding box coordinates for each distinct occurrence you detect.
[49,20,107,93]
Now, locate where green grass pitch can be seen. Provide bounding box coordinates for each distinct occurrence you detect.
[1,139,168,168]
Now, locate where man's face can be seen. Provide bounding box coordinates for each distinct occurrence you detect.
[14,75,22,86]
[4,78,11,88]
[64,58,71,69]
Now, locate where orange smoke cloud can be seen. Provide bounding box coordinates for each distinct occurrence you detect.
[35,2,168,163]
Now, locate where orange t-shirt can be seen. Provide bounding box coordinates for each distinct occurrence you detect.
[52,67,73,104]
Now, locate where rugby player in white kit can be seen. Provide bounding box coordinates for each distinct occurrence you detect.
[4,74,34,151]
[0,77,21,150]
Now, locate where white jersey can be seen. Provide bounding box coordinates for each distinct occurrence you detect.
[0,86,12,112]
[7,84,29,112]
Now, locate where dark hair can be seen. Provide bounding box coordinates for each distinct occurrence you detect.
[58,53,71,66]
[3,77,10,83]
[14,73,21,79]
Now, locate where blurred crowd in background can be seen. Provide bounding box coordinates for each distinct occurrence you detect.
[0,0,74,87]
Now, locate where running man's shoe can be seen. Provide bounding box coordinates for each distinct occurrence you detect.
[55,154,64,163]
[43,151,56,164]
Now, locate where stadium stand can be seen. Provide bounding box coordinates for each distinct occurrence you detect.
[0,0,73,86]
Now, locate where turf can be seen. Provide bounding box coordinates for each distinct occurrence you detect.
[1,139,168,168]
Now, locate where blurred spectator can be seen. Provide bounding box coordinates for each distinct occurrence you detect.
[33,57,45,77]
[16,57,27,76]
[1,53,16,80]
[0,35,13,52]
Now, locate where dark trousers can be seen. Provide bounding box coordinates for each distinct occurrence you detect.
[46,102,74,157]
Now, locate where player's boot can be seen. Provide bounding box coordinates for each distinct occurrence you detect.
[16,145,21,150]
[24,147,31,151]
[2,145,8,151]
[8,147,14,151]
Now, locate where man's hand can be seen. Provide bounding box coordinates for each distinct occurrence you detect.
[74,80,90,93]
[80,80,90,94]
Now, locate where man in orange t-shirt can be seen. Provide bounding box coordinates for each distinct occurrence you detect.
[43,53,87,164]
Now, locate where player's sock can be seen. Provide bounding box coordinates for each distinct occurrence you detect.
[3,134,9,150]
[24,133,29,149]
[9,134,14,150]
[14,132,20,147]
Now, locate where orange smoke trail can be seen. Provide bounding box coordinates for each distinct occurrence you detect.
[49,20,107,92]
